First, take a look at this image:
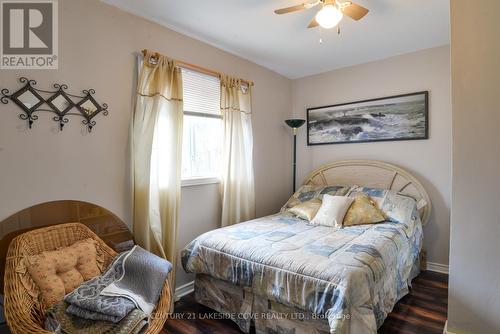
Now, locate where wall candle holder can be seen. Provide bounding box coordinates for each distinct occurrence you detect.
[1,77,109,132]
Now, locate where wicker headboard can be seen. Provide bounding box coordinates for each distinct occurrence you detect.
[303,160,431,225]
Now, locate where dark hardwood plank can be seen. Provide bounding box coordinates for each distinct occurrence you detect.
[379,271,448,334]
[162,294,246,334]
[163,271,448,334]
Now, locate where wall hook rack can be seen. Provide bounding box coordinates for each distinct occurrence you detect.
[1,77,109,132]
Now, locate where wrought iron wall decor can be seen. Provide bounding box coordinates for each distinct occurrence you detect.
[1,77,109,132]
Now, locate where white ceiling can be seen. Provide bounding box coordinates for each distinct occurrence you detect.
[103,0,450,79]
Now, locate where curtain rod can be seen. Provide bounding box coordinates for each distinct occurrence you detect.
[141,49,254,86]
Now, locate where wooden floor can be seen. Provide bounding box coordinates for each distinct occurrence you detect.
[162,271,448,334]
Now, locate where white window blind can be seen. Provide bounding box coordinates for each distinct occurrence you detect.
[181,68,222,181]
[182,68,220,115]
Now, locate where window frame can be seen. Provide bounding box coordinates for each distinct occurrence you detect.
[180,71,223,186]
[181,176,220,187]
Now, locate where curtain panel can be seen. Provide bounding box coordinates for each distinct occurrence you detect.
[132,51,183,294]
[220,76,256,227]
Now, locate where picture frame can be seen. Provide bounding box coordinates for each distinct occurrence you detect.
[307,91,429,145]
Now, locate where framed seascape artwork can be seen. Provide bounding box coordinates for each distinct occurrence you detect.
[307,91,429,145]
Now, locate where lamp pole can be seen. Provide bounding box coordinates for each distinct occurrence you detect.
[285,119,305,192]
[292,127,298,192]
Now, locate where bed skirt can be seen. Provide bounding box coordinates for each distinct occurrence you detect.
[194,274,331,334]
[194,254,421,334]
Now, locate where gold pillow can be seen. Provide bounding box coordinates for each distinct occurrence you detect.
[288,198,322,221]
[343,193,386,227]
[26,238,101,307]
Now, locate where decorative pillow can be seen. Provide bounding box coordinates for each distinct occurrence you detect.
[281,185,351,211]
[310,195,354,227]
[377,190,419,224]
[343,192,386,227]
[26,238,101,307]
[347,186,421,224]
[288,198,322,221]
[347,186,389,207]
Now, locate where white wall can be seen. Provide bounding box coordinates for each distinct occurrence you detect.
[0,0,292,286]
[292,46,451,266]
[448,1,500,333]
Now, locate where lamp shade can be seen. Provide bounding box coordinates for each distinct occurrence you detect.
[285,119,306,128]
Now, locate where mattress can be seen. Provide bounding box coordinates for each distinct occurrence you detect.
[182,194,423,334]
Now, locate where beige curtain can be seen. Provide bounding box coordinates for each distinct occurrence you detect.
[220,76,256,227]
[132,51,183,290]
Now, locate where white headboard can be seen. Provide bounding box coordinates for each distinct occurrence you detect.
[303,160,431,225]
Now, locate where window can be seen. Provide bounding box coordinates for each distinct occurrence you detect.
[181,68,222,184]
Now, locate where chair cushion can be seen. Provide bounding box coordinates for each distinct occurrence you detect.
[26,238,101,307]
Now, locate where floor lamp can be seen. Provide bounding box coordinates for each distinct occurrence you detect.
[285,119,306,192]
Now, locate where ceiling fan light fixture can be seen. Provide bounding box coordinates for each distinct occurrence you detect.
[315,4,343,29]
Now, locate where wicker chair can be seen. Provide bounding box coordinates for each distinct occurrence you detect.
[4,223,171,334]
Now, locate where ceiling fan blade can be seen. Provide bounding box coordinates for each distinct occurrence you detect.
[274,4,307,14]
[342,2,369,20]
[307,18,319,28]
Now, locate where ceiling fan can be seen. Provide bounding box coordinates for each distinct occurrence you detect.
[274,0,369,30]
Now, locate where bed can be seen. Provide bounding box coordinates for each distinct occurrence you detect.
[181,160,431,334]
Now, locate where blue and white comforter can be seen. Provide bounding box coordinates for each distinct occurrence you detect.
[182,192,423,334]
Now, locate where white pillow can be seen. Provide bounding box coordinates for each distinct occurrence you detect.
[310,195,354,228]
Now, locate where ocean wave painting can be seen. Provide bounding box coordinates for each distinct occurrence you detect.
[307,92,428,145]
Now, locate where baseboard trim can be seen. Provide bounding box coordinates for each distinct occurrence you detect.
[174,280,194,301]
[427,262,449,274]
[443,320,459,334]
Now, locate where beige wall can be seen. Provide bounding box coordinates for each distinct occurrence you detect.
[0,0,454,292]
[0,0,292,285]
[292,46,452,266]
[448,1,500,333]
[176,183,221,287]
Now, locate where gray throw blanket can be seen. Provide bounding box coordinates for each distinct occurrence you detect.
[46,301,147,334]
[65,252,136,323]
[101,246,172,315]
[64,246,172,322]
